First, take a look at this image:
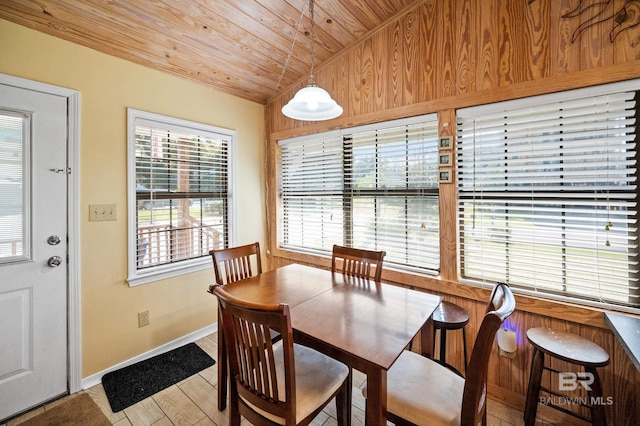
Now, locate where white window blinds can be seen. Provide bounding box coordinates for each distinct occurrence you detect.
[280,115,440,272]
[128,109,235,285]
[457,82,639,308]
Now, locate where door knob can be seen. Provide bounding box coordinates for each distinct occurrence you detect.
[48,256,63,267]
[47,235,61,245]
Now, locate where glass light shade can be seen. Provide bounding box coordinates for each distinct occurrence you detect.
[282,85,343,121]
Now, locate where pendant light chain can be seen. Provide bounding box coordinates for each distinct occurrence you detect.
[269,1,307,102]
[309,0,316,85]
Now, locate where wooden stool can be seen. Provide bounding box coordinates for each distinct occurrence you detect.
[432,301,469,376]
[524,327,610,426]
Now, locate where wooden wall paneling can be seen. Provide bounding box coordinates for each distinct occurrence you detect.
[419,1,437,102]
[518,310,544,402]
[371,23,388,113]
[349,40,363,116]
[454,0,474,95]
[517,311,541,395]
[354,37,373,115]
[500,312,526,395]
[401,6,419,106]
[549,0,582,77]
[332,51,350,121]
[317,58,341,117]
[612,328,640,424]
[265,103,274,142]
[497,0,528,86]
[525,0,550,80]
[269,95,280,133]
[489,309,523,400]
[370,30,387,112]
[613,0,640,63]
[272,85,289,132]
[511,292,608,328]
[575,0,615,70]
[438,0,455,98]
[438,109,457,281]
[459,295,481,375]
[467,295,515,392]
[388,19,403,109]
[476,0,499,91]
[268,0,640,136]
[265,104,274,270]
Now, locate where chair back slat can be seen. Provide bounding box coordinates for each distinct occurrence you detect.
[233,318,275,398]
[214,285,295,423]
[331,244,386,282]
[461,282,515,425]
[210,242,262,286]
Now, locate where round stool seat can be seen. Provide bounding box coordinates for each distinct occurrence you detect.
[432,301,470,376]
[526,327,609,367]
[433,301,470,329]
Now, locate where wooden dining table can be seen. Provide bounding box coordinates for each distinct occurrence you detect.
[214,263,442,425]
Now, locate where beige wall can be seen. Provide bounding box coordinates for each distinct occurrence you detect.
[0,19,266,377]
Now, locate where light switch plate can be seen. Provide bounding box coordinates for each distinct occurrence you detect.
[89,204,117,221]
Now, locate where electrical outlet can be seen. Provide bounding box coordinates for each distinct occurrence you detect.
[89,204,118,222]
[138,310,150,327]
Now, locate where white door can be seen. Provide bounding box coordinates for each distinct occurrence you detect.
[0,84,68,420]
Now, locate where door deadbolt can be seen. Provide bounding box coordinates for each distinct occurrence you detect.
[47,235,61,245]
[48,256,63,267]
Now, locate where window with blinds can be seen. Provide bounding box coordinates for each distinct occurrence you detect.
[457,81,639,309]
[280,115,440,273]
[127,109,235,286]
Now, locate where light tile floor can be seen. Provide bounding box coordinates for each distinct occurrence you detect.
[7,332,543,426]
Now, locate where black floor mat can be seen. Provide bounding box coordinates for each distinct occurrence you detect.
[101,343,215,412]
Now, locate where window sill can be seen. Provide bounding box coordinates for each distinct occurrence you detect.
[127,257,212,287]
[268,248,639,329]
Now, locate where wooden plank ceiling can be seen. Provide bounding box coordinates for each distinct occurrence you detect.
[0,0,419,104]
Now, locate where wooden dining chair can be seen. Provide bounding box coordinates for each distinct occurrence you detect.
[331,244,386,282]
[208,242,279,411]
[209,241,262,289]
[362,283,515,426]
[213,284,351,426]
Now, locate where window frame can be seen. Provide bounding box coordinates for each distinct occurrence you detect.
[278,114,440,274]
[126,108,237,286]
[456,80,640,311]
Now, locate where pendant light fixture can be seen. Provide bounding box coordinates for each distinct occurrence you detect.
[282,0,343,121]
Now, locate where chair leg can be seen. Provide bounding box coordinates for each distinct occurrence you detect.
[439,328,447,364]
[524,348,544,426]
[228,380,241,426]
[433,328,437,357]
[586,366,607,426]
[462,327,468,375]
[218,310,228,411]
[336,370,352,426]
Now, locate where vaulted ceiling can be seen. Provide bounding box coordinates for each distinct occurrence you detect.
[0,0,420,104]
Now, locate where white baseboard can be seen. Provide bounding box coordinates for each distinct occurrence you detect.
[81,322,218,390]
